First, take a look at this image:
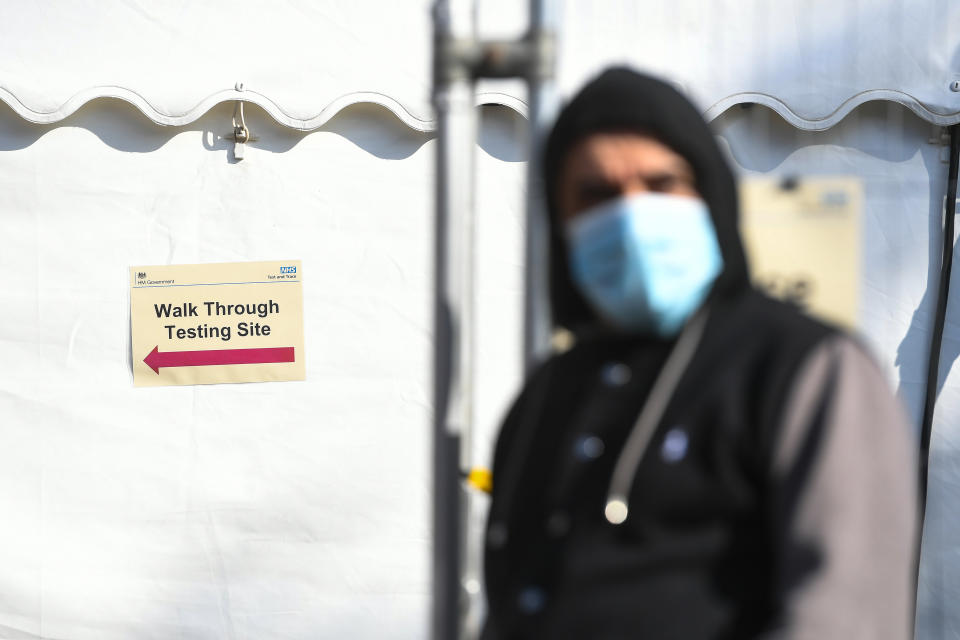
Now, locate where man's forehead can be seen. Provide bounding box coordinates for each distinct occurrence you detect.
[564,131,693,176]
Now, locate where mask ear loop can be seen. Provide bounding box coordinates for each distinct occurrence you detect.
[604,305,710,525]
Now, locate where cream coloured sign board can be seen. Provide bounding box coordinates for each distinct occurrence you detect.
[739,177,863,330]
[130,260,305,387]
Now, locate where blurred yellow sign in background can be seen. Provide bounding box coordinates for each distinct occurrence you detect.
[739,177,863,330]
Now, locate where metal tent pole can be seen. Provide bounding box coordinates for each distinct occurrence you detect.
[431,2,556,638]
[917,124,960,567]
[522,0,558,373]
[431,2,478,639]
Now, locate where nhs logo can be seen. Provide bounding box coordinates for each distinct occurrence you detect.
[280,266,297,274]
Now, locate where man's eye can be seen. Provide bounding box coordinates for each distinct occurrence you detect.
[646,175,680,192]
[578,184,620,205]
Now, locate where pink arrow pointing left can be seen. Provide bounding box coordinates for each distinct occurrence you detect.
[144,345,295,374]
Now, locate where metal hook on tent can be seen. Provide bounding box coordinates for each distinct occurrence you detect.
[226,82,257,160]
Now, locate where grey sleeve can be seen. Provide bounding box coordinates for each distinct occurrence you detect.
[763,336,919,640]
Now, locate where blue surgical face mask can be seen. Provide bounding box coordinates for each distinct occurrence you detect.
[564,192,724,336]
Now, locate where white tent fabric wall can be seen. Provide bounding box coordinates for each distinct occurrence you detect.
[476,0,960,130]
[3,1,957,130]
[0,100,526,639]
[3,95,954,640]
[714,102,947,424]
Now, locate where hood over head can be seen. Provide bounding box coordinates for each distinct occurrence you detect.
[543,67,750,334]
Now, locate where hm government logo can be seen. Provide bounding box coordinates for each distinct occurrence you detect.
[137,271,147,282]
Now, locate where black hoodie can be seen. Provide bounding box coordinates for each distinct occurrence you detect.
[482,68,917,640]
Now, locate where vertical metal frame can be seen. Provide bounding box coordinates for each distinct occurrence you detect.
[431,1,556,638]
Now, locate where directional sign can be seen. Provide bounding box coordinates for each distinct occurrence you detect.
[130,260,305,387]
[740,177,862,330]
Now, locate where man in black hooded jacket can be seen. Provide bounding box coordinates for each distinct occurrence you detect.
[482,68,917,639]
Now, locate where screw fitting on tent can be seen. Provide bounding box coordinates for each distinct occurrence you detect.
[227,82,257,161]
[950,80,960,92]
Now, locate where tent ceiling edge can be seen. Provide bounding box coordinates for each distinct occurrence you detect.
[1,85,955,133]
[704,90,960,130]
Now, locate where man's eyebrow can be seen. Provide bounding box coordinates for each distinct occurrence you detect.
[573,175,621,191]
[635,162,695,182]
[658,158,695,175]
[576,172,618,184]
[631,167,694,181]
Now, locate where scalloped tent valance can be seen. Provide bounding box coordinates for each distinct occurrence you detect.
[1,0,958,131]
